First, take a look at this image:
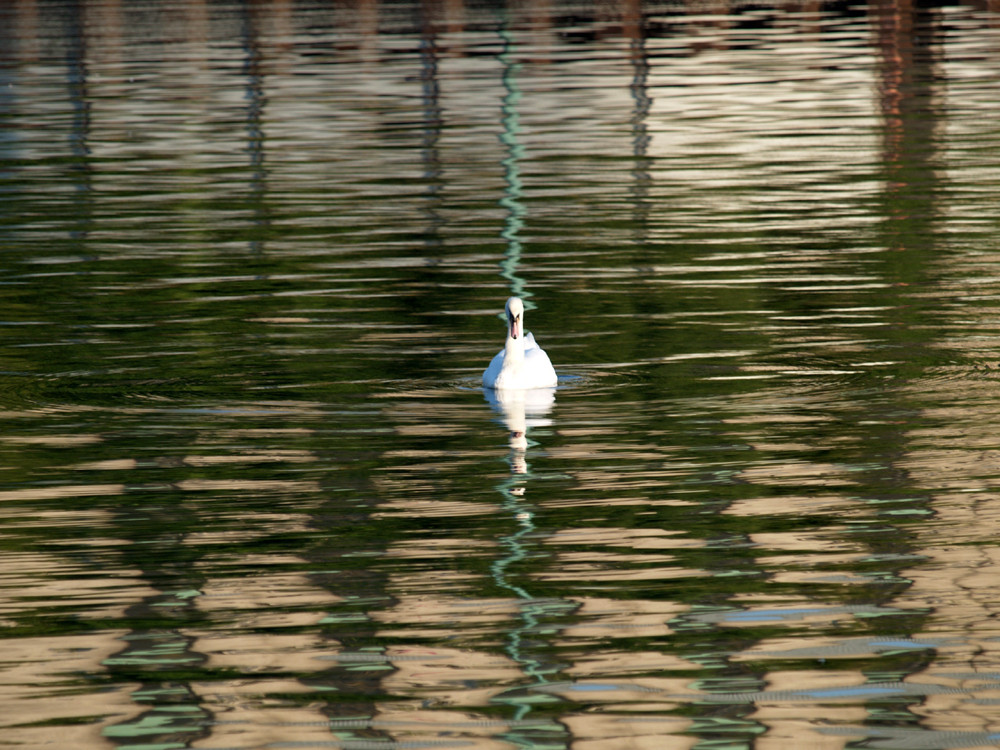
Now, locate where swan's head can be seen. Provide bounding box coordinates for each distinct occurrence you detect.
[505,296,524,340]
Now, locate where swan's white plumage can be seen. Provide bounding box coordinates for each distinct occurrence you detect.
[483,297,558,389]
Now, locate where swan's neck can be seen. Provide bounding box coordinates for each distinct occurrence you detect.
[505,331,525,364]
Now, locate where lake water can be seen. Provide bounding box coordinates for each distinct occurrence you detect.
[3,0,1000,748]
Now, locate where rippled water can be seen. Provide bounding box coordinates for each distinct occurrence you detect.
[3,1,1000,748]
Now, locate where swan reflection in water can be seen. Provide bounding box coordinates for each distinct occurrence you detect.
[484,386,556,485]
[482,296,558,487]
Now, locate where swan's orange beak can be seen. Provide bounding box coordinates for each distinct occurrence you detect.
[509,314,520,340]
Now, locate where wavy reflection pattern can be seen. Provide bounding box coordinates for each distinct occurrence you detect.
[3,1,1000,749]
[487,9,568,746]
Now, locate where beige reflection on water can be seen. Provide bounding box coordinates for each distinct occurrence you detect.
[823,0,1000,742]
[750,672,868,750]
[0,509,155,746]
[0,630,139,748]
[6,0,1000,747]
[886,378,1000,737]
[0,420,330,748]
[188,569,344,750]
[561,714,697,750]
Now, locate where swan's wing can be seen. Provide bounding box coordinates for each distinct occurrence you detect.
[523,333,558,386]
[524,332,551,364]
[525,345,554,369]
[482,349,506,387]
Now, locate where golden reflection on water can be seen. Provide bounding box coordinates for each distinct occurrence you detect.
[373,594,519,640]
[0,483,126,502]
[0,631,138,747]
[372,496,501,518]
[561,714,696,750]
[750,674,868,750]
[724,493,867,518]
[0,549,156,622]
[0,542,151,745]
[361,360,1000,747]
[890,444,1000,738]
[4,0,1000,747]
[380,645,524,707]
[560,597,687,642]
[184,569,343,748]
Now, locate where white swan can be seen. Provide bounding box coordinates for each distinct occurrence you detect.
[483,297,558,389]
[485,385,556,478]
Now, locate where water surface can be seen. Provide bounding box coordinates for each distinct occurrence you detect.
[3,1,1000,748]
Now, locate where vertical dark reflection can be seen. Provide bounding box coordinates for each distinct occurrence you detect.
[855,0,944,639]
[875,0,944,276]
[872,0,944,378]
[419,0,445,254]
[624,0,652,244]
[792,0,944,515]
[871,0,997,706]
[65,2,213,736]
[303,0,399,734]
[707,5,949,740]
[66,0,92,244]
[244,2,271,255]
[496,5,527,301]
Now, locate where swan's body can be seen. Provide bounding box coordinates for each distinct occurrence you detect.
[483,297,558,389]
